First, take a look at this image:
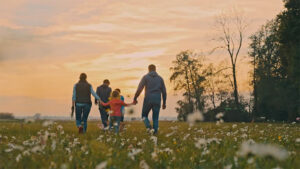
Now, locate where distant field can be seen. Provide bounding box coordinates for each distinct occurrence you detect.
[0,121,299,169]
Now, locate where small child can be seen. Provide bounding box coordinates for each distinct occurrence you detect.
[115,88,125,130]
[101,90,134,133]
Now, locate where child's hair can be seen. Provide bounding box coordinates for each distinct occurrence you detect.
[115,88,121,93]
[111,90,120,98]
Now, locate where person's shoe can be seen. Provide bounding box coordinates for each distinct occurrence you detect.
[78,126,83,134]
[103,126,109,131]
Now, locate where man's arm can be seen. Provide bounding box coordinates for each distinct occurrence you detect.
[72,84,76,107]
[161,78,167,109]
[134,76,146,102]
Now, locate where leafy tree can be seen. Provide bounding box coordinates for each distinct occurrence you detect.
[249,0,300,121]
[277,0,300,121]
[170,50,206,120]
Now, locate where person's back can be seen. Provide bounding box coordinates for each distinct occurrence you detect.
[72,73,100,133]
[96,79,112,129]
[134,70,166,106]
[104,99,126,117]
[76,81,91,104]
[96,84,112,103]
[143,71,166,98]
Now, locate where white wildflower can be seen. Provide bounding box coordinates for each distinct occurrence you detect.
[139,160,150,169]
[187,111,204,125]
[60,164,68,169]
[51,140,56,151]
[65,148,71,154]
[170,126,178,130]
[31,146,44,153]
[8,143,24,151]
[163,148,173,154]
[237,140,289,161]
[232,124,237,129]
[247,158,254,164]
[22,150,30,156]
[5,148,13,153]
[95,161,107,169]
[241,133,248,139]
[150,136,158,146]
[224,164,232,169]
[165,131,175,137]
[183,134,190,140]
[16,154,22,162]
[195,138,207,149]
[216,112,224,119]
[128,148,143,160]
[151,151,158,160]
[57,125,63,130]
[69,155,73,162]
[42,120,53,127]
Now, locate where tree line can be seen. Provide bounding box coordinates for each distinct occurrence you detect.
[170,0,300,122]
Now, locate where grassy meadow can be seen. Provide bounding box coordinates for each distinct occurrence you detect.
[0,121,299,169]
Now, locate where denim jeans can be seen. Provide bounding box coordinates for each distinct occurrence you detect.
[142,94,161,134]
[75,103,92,132]
[99,106,109,128]
[109,116,121,133]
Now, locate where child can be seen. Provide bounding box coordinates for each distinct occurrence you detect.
[115,88,125,130]
[101,90,134,133]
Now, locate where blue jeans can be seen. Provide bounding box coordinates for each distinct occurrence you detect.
[142,95,161,133]
[109,116,121,133]
[75,103,92,132]
[99,106,109,128]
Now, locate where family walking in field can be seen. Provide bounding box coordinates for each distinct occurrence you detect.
[71,64,167,134]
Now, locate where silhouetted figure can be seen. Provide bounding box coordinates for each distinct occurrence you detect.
[72,73,100,133]
[134,64,167,134]
[95,79,112,129]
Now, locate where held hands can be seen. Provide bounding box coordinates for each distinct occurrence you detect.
[133,100,138,105]
[162,104,166,110]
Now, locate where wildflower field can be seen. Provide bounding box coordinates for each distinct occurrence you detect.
[0,121,299,169]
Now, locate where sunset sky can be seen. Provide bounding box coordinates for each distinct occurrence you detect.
[0,0,284,117]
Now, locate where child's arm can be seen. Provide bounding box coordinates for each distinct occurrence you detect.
[101,101,110,107]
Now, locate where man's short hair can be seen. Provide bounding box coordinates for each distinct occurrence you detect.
[80,73,87,81]
[103,79,110,84]
[148,64,156,72]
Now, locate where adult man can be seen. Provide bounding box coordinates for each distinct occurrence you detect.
[134,64,167,134]
[72,73,100,133]
[95,79,112,129]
